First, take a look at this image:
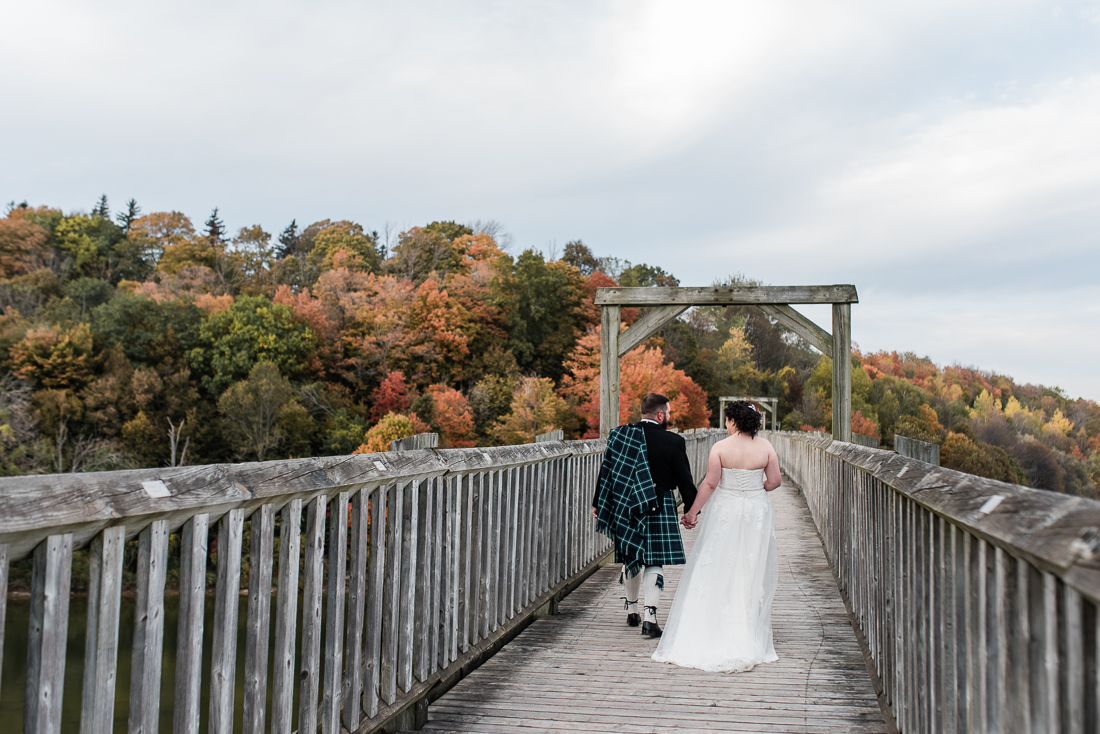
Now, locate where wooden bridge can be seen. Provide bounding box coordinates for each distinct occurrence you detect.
[1,430,1098,733]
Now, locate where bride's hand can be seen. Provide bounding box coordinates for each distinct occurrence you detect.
[681,512,697,529]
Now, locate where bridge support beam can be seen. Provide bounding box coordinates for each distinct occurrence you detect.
[832,303,852,442]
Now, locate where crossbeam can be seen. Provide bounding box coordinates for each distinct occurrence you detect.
[595,285,858,306]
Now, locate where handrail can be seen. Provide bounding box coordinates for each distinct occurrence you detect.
[770,430,1100,733]
[0,429,725,734]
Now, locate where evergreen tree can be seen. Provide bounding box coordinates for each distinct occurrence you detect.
[204,207,226,246]
[93,194,110,219]
[115,199,141,232]
[277,219,300,258]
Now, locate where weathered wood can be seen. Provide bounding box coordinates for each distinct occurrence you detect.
[831,302,852,442]
[344,490,368,729]
[469,474,484,646]
[894,434,940,465]
[594,284,859,306]
[243,505,275,734]
[391,432,440,451]
[209,509,243,734]
[24,533,73,734]
[381,483,404,705]
[616,304,690,356]
[299,495,326,734]
[758,303,834,356]
[414,478,434,682]
[0,543,7,705]
[323,491,348,734]
[128,521,168,734]
[271,499,302,734]
[365,487,386,718]
[535,429,564,443]
[599,305,621,437]
[79,526,125,734]
[173,515,208,734]
[430,477,444,673]
[398,481,420,692]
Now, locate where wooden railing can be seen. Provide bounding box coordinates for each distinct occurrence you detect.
[770,431,1100,734]
[0,430,724,734]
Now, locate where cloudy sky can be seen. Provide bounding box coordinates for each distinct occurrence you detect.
[4,0,1099,399]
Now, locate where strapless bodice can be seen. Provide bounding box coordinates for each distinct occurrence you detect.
[716,467,766,495]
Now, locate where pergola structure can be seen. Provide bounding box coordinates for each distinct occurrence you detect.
[719,396,779,432]
[595,285,858,441]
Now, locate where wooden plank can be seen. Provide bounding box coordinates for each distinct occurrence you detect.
[599,305,621,436]
[758,303,833,357]
[489,470,502,632]
[831,302,852,442]
[616,305,690,356]
[323,491,349,734]
[24,533,73,734]
[505,468,518,620]
[0,543,6,705]
[208,509,243,734]
[299,495,326,734]
[415,478,435,681]
[271,499,302,734]
[429,477,443,674]
[470,473,484,646]
[365,487,386,718]
[594,284,859,306]
[128,521,168,734]
[381,483,404,705]
[173,515,208,734]
[344,489,368,730]
[459,474,474,652]
[79,526,125,734]
[243,505,275,734]
[398,481,420,692]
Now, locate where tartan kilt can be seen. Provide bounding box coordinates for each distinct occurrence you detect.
[615,492,686,568]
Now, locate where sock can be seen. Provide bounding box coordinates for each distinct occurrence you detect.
[643,566,663,622]
[621,569,641,615]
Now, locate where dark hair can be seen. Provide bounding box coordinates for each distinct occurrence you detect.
[640,393,670,417]
[724,400,762,438]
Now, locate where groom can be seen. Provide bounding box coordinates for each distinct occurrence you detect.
[592,393,698,637]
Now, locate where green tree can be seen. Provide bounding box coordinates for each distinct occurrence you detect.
[204,207,226,246]
[115,199,140,232]
[561,240,600,276]
[190,295,316,395]
[311,221,381,272]
[218,362,312,461]
[93,294,205,368]
[495,249,584,382]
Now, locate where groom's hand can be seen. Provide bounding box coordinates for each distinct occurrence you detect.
[591,506,598,521]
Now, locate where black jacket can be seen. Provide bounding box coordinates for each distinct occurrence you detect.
[641,421,698,512]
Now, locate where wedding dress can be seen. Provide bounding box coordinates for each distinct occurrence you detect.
[652,467,778,672]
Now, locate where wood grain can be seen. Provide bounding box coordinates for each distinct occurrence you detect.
[128,521,168,734]
[243,505,274,734]
[594,284,859,306]
[80,526,125,734]
[173,515,208,734]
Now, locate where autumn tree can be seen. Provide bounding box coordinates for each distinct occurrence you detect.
[493,377,570,445]
[356,412,432,454]
[218,362,313,461]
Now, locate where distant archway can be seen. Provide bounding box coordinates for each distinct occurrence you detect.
[595,285,858,441]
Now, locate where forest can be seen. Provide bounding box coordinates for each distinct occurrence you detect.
[2,197,1099,500]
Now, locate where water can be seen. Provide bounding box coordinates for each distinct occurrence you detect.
[1,592,316,733]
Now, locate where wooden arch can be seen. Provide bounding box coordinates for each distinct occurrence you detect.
[595,285,858,441]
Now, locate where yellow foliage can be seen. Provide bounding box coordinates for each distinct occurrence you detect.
[1043,409,1073,438]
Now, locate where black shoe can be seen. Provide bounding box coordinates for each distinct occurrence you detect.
[641,621,662,638]
[626,613,641,627]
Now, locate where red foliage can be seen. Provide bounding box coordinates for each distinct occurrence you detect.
[428,384,476,448]
[370,372,411,421]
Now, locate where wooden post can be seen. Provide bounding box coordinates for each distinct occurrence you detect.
[832,302,852,442]
[600,305,621,436]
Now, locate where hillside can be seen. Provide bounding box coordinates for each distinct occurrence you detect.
[1,198,1096,498]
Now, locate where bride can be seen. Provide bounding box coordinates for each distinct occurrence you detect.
[652,400,782,672]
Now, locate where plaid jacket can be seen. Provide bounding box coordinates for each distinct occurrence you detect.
[594,424,686,577]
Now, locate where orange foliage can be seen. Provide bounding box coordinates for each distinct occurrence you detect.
[559,326,710,433]
[0,215,49,279]
[851,410,879,438]
[428,384,476,448]
[370,372,411,420]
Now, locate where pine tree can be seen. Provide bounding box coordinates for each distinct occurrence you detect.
[205,207,226,246]
[93,194,110,219]
[277,219,300,258]
[116,199,141,232]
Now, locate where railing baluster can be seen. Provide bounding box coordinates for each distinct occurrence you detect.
[468,473,483,646]
[1062,584,1085,734]
[272,499,302,734]
[323,491,349,734]
[244,505,275,734]
[25,532,73,734]
[344,489,368,730]
[365,486,386,718]
[173,514,208,734]
[79,526,125,734]
[430,477,444,673]
[415,479,433,683]
[398,480,419,692]
[129,521,168,734]
[381,483,403,705]
[299,495,326,734]
[0,543,7,706]
[209,509,244,734]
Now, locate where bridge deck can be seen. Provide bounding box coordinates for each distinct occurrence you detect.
[415,482,890,734]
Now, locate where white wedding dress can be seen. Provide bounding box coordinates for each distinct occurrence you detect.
[652,467,779,672]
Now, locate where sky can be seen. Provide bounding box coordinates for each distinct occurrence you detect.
[4,0,1100,399]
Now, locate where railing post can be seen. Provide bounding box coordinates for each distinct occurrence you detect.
[832,302,851,442]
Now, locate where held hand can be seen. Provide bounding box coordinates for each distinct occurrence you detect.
[591,506,598,521]
[680,512,698,529]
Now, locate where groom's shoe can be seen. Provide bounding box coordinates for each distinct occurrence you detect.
[641,621,662,638]
[626,613,641,627]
